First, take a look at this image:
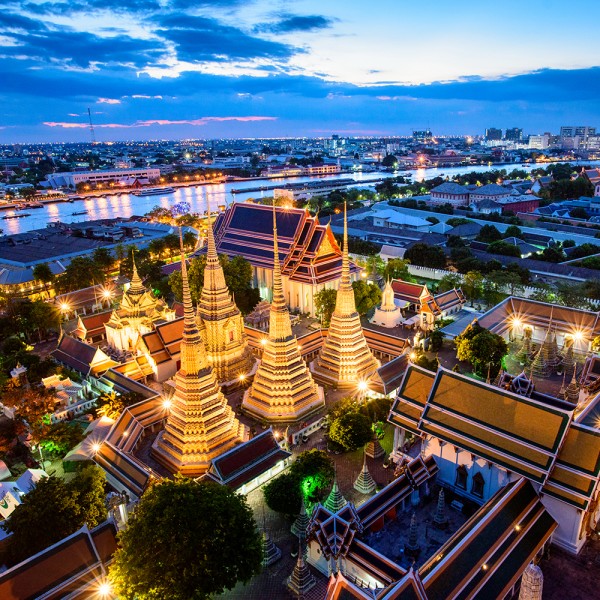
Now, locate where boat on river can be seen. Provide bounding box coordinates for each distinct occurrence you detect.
[132,187,175,197]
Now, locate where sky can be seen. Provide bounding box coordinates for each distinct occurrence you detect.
[1,0,600,142]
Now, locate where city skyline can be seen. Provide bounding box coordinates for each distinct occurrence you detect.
[1,0,600,142]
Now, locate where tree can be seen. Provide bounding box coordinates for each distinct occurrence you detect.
[476,224,502,243]
[381,154,398,168]
[55,257,104,293]
[503,225,523,239]
[3,467,107,565]
[383,258,414,282]
[39,422,84,459]
[314,288,337,326]
[92,247,115,273]
[329,410,373,451]
[487,240,522,257]
[352,280,382,315]
[429,329,445,352]
[375,179,400,199]
[263,471,303,515]
[110,478,262,600]
[404,244,447,269]
[291,449,334,504]
[455,323,507,378]
[32,263,54,298]
[437,272,463,293]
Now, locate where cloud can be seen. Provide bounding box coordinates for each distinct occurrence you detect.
[156,14,294,62]
[43,116,277,128]
[67,113,80,116]
[131,95,163,99]
[258,15,334,34]
[97,97,121,104]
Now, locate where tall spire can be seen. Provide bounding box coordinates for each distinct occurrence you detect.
[270,202,293,340]
[129,250,145,294]
[196,201,256,385]
[311,202,379,387]
[241,204,324,422]
[152,230,246,476]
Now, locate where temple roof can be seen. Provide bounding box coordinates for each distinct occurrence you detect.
[419,479,556,600]
[212,203,359,284]
[391,280,430,305]
[52,335,117,376]
[74,310,112,340]
[205,429,291,490]
[433,288,465,312]
[420,368,573,483]
[0,521,117,600]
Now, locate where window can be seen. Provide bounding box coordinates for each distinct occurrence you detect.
[471,472,485,498]
[229,330,234,342]
[455,465,468,490]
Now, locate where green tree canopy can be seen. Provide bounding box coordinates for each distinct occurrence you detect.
[476,224,503,243]
[352,280,382,315]
[329,410,373,451]
[314,288,337,326]
[110,477,262,600]
[32,263,54,297]
[383,258,414,282]
[455,322,508,378]
[404,243,447,269]
[381,154,398,167]
[263,471,303,515]
[3,466,107,564]
[437,272,463,293]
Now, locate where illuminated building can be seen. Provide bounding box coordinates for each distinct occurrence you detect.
[311,204,379,388]
[241,206,324,422]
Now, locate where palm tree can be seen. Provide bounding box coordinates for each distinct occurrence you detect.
[32,263,55,298]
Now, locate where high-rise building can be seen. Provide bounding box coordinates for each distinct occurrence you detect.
[412,130,433,143]
[485,128,503,141]
[152,247,246,477]
[504,128,523,142]
[310,204,380,388]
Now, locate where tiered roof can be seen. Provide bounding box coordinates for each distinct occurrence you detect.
[205,429,291,490]
[419,369,573,483]
[0,521,118,600]
[212,203,358,284]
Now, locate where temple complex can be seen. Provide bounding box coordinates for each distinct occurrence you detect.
[211,203,360,316]
[105,255,176,354]
[311,204,380,388]
[370,280,402,328]
[196,205,256,386]
[241,207,324,423]
[152,247,246,477]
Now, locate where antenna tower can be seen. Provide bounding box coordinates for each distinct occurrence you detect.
[87,108,96,144]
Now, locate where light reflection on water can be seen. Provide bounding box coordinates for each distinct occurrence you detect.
[3,162,598,235]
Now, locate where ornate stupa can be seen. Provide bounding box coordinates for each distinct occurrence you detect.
[152,246,247,477]
[353,452,376,494]
[369,279,402,328]
[241,206,324,423]
[197,204,256,386]
[564,369,581,404]
[311,204,380,388]
[323,475,347,513]
[105,253,176,353]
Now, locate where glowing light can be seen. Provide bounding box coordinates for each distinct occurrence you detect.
[573,330,584,342]
[482,564,489,571]
[238,374,246,381]
[102,289,113,299]
[91,442,101,454]
[515,524,521,532]
[163,399,172,410]
[260,338,268,346]
[98,581,112,597]
[409,351,417,361]
[511,317,522,329]
[60,302,70,311]
[357,380,369,392]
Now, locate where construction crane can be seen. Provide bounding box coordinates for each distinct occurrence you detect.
[87,108,96,144]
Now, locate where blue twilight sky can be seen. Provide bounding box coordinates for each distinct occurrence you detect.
[1,0,600,142]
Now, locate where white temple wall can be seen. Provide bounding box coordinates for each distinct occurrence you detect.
[425,436,511,504]
[540,494,587,554]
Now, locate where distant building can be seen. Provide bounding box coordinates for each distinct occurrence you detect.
[45,168,160,189]
[429,182,470,206]
[485,127,503,141]
[504,127,523,142]
[412,129,433,143]
[529,134,551,150]
[211,156,250,168]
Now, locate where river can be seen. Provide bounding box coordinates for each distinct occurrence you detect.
[3,161,599,235]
